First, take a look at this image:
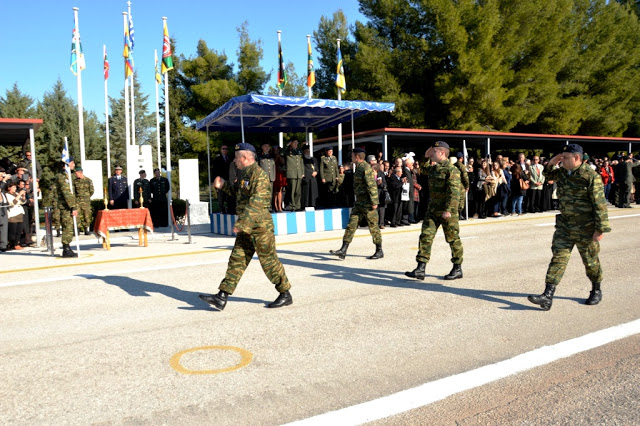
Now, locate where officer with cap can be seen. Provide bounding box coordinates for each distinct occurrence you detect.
[108,165,129,210]
[73,165,94,235]
[319,146,339,206]
[329,147,383,260]
[528,143,610,310]
[199,142,293,310]
[453,151,469,220]
[133,170,151,208]
[406,141,464,280]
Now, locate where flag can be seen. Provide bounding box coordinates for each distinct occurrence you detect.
[123,23,134,78]
[307,38,315,88]
[335,47,346,94]
[161,20,174,73]
[128,13,135,50]
[61,139,71,173]
[155,50,162,84]
[104,48,110,80]
[277,39,287,91]
[463,140,469,166]
[70,28,86,75]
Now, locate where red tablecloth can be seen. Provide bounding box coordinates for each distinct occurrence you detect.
[94,208,154,239]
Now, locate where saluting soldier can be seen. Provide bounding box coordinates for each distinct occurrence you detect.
[453,152,470,220]
[282,139,304,211]
[73,165,94,235]
[329,147,383,260]
[108,165,129,209]
[133,170,151,208]
[528,144,611,310]
[55,157,78,258]
[199,143,293,311]
[319,146,339,206]
[406,141,463,281]
[149,168,170,227]
[257,143,276,211]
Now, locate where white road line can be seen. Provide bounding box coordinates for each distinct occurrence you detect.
[535,212,640,227]
[287,318,640,426]
[0,259,229,288]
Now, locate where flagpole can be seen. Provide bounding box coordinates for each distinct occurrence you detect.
[463,139,469,220]
[104,45,111,178]
[128,1,136,147]
[337,38,343,166]
[123,12,131,148]
[277,30,283,149]
[73,7,86,164]
[154,49,162,172]
[163,17,174,240]
[307,35,312,100]
[64,137,81,255]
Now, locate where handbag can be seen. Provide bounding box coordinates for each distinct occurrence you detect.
[383,189,392,205]
[519,178,530,190]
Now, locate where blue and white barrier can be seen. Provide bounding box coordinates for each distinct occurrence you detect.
[210,208,351,236]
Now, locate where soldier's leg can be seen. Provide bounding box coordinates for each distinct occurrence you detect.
[442,216,463,265]
[82,203,92,229]
[544,228,575,286]
[416,213,441,264]
[253,229,291,293]
[342,206,363,244]
[219,233,255,295]
[294,178,302,210]
[576,238,603,284]
[52,207,61,229]
[365,208,382,245]
[60,210,74,245]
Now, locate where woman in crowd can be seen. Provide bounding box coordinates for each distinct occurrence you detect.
[486,161,505,217]
[599,159,614,203]
[5,181,26,250]
[474,159,489,219]
[510,163,528,216]
[272,146,287,212]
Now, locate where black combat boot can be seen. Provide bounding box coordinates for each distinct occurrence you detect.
[368,244,384,259]
[199,291,229,310]
[267,291,293,308]
[61,244,78,258]
[329,242,349,259]
[528,284,556,311]
[444,264,463,280]
[405,262,426,280]
[585,282,602,305]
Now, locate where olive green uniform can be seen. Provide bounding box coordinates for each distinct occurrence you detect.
[342,161,381,245]
[218,162,291,295]
[416,159,463,264]
[54,171,77,245]
[73,175,94,229]
[282,145,304,210]
[133,178,151,208]
[319,154,339,204]
[453,160,469,216]
[543,162,610,286]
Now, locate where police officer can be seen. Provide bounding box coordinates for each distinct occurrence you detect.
[319,147,339,206]
[108,165,129,209]
[405,141,463,280]
[453,152,469,220]
[199,143,293,311]
[282,139,304,211]
[329,147,383,260]
[133,170,151,208]
[73,166,94,235]
[55,158,78,258]
[528,144,610,310]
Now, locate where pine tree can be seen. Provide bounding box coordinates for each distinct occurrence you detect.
[236,21,269,94]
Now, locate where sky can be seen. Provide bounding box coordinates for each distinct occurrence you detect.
[0,0,366,120]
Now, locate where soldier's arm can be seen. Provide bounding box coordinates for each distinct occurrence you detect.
[89,179,94,196]
[319,159,326,181]
[365,167,379,207]
[445,168,461,214]
[590,174,611,234]
[58,175,77,210]
[461,167,470,190]
[632,163,640,179]
[543,163,562,182]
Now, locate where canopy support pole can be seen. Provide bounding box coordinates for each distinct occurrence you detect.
[206,126,212,215]
[240,103,245,144]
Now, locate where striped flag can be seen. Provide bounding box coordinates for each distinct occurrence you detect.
[307,38,315,88]
[103,48,110,80]
[123,24,133,78]
[155,50,162,84]
[335,46,346,94]
[70,28,86,75]
[61,139,71,173]
[128,13,135,50]
[277,38,287,91]
[161,20,174,73]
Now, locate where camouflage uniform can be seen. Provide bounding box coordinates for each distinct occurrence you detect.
[342,161,381,245]
[74,175,94,229]
[416,159,463,264]
[453,160,469,216]
[543,162,611,286]
[54,170,77,245]
[43,183,61,229]
[218,162,291,295]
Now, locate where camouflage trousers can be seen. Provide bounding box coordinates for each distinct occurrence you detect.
[458,193,466,215]
[52,206,61,228]
[219,223,291,295]
[416,211,463,264]
[342,205,382,245]
[59,209,75,245]
[76,201,92,229]
[545,225,602,286]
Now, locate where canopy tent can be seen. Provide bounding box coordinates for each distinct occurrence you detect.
[196,94,395,214]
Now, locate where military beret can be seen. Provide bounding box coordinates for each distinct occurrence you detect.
[563,144,583,154]
[353,147,366,154]
[582,153,589,161]
[456,152,464,158]
[74,166,83,172]
[235,142,256,154]
[433,141,450,149]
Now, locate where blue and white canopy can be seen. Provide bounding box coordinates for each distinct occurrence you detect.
[196,94,395,133]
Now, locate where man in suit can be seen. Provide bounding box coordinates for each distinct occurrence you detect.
[108,165,129,210]
[387,166,404,227]
[212,145,232,213]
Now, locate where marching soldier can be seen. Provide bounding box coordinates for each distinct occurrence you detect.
[453,152,469,220]
[108,165,129,209]
[133,170,151,208]
[405,141,463,281]
[319,147,339,206]
[329,147,383,260]
[528,144,611,310]
[282,139,304,211]
[73,166,94,235]
[149,168,170,227]
[199,143,293,311]
[55,157,78,258]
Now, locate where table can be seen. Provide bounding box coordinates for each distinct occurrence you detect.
[93,208,154,250]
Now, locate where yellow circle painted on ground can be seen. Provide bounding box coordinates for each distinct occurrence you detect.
[170,345,253,375]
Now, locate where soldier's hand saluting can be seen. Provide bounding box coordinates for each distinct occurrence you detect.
[213,176,225,190]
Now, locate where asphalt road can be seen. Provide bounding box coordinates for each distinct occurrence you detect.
[1,208,639,425]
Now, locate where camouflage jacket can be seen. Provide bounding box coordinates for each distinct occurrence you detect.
[426,159,461,214]
[222,162,272,233]
[74,176,94,199]
[544,162,610,233]
[453,161,469,191]
[55,171,76,211]
[353,161,378,208]
[319,155,338,183]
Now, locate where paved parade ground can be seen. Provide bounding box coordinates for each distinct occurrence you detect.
[1,208,639,425]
